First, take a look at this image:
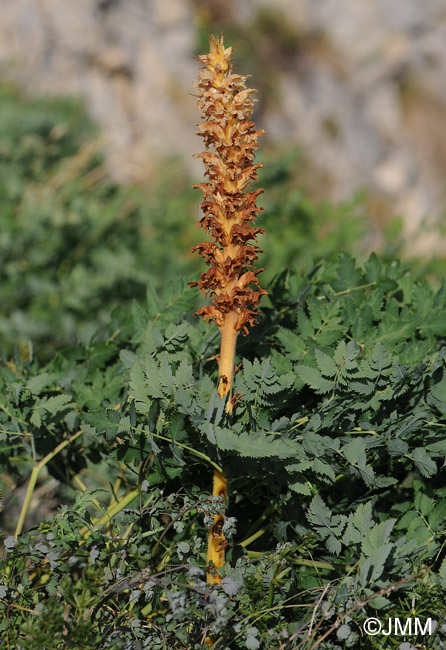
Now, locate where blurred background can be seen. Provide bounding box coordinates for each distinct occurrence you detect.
[1,0,446,359]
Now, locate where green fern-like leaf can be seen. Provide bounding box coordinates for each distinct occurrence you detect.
[296,365,333,393]
[201,424,297,458]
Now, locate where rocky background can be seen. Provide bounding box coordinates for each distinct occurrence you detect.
[1,0,445,254]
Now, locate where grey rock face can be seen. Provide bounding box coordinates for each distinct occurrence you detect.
[0,0,198,180]
[253,0,446,250]
[0,0,445,251]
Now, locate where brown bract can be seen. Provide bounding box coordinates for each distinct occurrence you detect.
[189,34,267,337]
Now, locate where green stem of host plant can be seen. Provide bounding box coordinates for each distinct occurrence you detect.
[14,429,84,539]
[78,488,141,541]
[131,426,223,473]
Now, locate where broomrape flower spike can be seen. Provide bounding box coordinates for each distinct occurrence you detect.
[190,34,267,413]
[190,35,266,587]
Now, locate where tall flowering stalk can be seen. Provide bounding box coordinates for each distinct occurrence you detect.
[190,35,266,584]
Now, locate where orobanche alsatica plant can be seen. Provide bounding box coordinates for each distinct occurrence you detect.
[189,35,266,583]
[190,34,266,407]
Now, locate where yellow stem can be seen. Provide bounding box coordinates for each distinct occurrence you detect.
[207,469,228,585]
[217,310,238,413]
[207,310,238,584]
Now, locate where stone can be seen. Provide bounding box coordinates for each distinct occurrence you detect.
[0,0,445,243]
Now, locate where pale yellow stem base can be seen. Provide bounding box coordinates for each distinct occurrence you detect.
[217,311,239,413]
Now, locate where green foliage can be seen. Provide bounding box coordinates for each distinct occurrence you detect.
[2,84,446,650]
[257,150,368,286]
[0,84,201,361]
[2,253,446,649]
[0,85,374,364]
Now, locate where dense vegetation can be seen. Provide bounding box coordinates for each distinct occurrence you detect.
[0,83,370,362]
[1,85,446,650]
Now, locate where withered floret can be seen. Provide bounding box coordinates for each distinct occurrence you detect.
[189,34,266,334]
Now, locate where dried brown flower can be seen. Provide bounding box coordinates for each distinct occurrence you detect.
[190,34,266,406]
